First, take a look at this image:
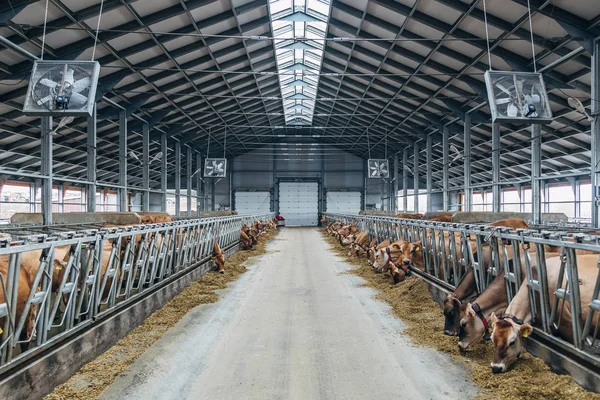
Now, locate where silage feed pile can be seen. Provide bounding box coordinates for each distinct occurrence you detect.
[322,232,599,400]
[47,229,279,400]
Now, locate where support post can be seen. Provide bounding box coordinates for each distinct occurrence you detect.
[413,143,420,213]
[118,111,128,212]
[41,116,53,225]
[531,124,542,224]
[393,152,399,212]
[403,148,408,212]
[463,114,472,212]
[442,126,449,211]
[592,38,600,227]
[187,146,192,216]
[196,152,202,213]
[142,122,150,212]
[160,133,167,212]
[492,122,501,212]
[426,135,432,212]
[87,105,97,212]
[175,141,181,216]
[363,158,368,210]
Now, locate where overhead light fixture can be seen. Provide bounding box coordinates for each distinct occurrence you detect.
[567,97,593,122]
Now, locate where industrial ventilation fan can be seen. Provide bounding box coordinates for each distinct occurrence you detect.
[204,158,227,178]
[367,159,390,179]
[484,71,553,123]
[22,60,100,116]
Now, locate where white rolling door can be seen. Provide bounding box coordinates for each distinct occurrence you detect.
[326,191,361,214]
[279,182,318,226]
[235,191,271,214]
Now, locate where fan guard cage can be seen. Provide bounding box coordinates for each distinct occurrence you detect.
[367,159,390,179]
[484,71,553,123]
[204,158,227,178]
[23,60,100,116]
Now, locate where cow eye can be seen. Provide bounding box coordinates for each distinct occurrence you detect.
[461,321,467,328]
[509,339,516,346]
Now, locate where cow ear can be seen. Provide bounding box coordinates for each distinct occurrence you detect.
[520,324,533,338]
[466,303,476,318]
[391,243,400,249]
[370,238,377,247]
[490,312,498,327]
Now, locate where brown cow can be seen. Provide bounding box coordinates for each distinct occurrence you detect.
[347,230,369,256]
[489,254,600,373]
[213,239,225,274]
[443,267,477,336]
[371,240,405,272]
[427,215,453,222]
[240,230,253,250]
[367,238,391,266]
[487,218,529,230]
[393,213,423,219]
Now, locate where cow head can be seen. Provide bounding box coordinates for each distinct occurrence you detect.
[372,243,401,270]
[457,303,486,351]
[489,313,533,373]
[397,241,422,270]
[443,293,463,336]
[213,239,226,274]
[341,234,355,246]
[366,238,381,265]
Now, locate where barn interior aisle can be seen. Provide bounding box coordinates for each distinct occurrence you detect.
[99,227,476,400]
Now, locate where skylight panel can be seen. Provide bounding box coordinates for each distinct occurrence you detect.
[268,0,331,125]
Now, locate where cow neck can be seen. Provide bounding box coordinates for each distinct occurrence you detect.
[453,267,477,300]
[502,280,532,325]
[471,273,508,318]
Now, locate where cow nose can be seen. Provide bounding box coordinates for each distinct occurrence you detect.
[490,364,505,374]
[457,342,468,352]
[444,330,457,336]
[403,259,410,266]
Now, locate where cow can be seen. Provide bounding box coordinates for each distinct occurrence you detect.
[489,254,600,373]
[367,238,391,266]
[393,213,423,219]
[371,240,405,272]
[427,215,453,222]
[443,267,478,336]
[213,239,225,274]
[457,271,509,351]
[486,218,529,230]
[136,212,174,224]
[347,230,369,256]
[240,230,253,250]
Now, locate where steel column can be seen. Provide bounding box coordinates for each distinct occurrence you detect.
[142,123,150,212]
[363,158,368,210]
[40,116,53,225]
[463,114,472,212]
[492,122,501,213]
[118,111,128,212]
[86,106,97,212]
[531,124,542,224]
[426,135,432,212]
[413,142,420,213]
[175,141,181,216]
[393,152,399,212]
[443,126,449,211]
[403,148,408,212]
[196,152,202,213]
[160,133,167,212]
[187,146,192,216]
[592,38,600,227]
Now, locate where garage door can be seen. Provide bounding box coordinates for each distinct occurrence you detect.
[327,191,361,214]
[235,191,271,214]
[279,182,318,226]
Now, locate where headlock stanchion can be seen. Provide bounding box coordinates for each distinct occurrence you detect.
[323,212,600,388]
[0,213,274,368]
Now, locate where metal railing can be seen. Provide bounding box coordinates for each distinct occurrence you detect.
[0,213,274,367]
[323,213,600,366]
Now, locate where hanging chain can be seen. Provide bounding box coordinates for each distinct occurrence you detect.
[482,0,492,70]
[40,0,49,59]
[526,0,537,72]
[91,0,105,61]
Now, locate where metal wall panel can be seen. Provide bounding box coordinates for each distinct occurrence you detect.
[235,191,271,214]
[326,191,361,214]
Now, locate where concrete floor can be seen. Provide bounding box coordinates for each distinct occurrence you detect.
[100,228,476,400]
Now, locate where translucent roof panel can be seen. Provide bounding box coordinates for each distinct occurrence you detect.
[268,0,331,125]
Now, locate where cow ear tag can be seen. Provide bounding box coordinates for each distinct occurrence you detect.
[414,246,420,252]
[522,330,529,338]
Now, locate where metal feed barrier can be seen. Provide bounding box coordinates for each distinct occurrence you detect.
[0,213,274,369]
[324,213,600,390]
